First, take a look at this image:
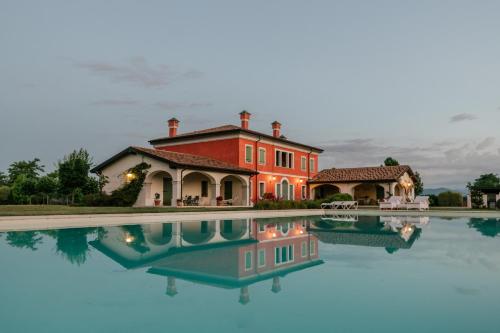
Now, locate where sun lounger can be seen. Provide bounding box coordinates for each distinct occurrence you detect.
[405,196,430,211]
[321,201,358,210]
[379,196,402,210]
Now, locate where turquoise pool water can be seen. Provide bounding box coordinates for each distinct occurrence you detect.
[0,215,499,333]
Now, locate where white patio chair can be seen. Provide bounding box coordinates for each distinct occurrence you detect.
[379,196,402,210]
[405,196,430,211]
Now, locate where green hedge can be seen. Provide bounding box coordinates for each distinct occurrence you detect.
[254,192,353,210]
[437,191,463,207]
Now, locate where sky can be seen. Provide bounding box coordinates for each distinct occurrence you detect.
[1,0,500,189]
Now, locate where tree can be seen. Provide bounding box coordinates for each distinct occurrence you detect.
[7,158,44,184]
[0,171,8,186]
[470,173,500,188]
[384,157,399,166]
[414,172,424,196]
[10,175,38,204]
[437,191,463,207]
[58,149,94,203]
[0,185,11,203]
[6,231,43,251]
[37,174,59,204]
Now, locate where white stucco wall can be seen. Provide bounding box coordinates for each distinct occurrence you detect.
[97,152,251,207]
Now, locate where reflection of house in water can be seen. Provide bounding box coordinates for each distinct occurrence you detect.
[310,215,423,253]
[90,219,323,304]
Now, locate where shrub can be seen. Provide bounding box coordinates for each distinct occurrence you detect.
[321,193,353,204]
[0,185,11,203]
[437,191,463,207]
[427,194,438,207]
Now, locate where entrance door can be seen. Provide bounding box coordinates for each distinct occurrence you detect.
[163,177,173,206]
[224,181,233,200]
[282,180,289,200]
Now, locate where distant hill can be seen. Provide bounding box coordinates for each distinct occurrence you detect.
[422,188,466,196]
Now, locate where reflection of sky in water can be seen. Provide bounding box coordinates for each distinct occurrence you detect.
[0,216,499,333]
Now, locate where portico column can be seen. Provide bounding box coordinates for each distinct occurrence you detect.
[242,184,250,206]
[172,180,182,207]
[211,182,221,206]
[139,182,152,207]
[483,194,488,208]
[390,182,397,196]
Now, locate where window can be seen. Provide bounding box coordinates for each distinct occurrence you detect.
[201,181,208,197]
[258,148,266,165]
[301,185,307,200]
[301,241,307,257]
[258,223,266,232]
[259,182,266,199]
[258,249,266,267]
[310,240,316,255]
[309,158,315,172]
[275,150,294,168]
[275,245,294,265]
[224,180,233,199]
[245,251,252,270]
[301,156,307,171]
[276,183,282,198]
[245,145,253,163]
[289,184,294,200]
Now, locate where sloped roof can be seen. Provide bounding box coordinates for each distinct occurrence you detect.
[310,165,414,183]
[149,124,323,153]
[91,146,257,175]
[311,229,421,250]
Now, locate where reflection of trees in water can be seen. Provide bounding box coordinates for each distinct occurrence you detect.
[5,231,43,250]
[468,218,500,237]
[121,225,150,254]
[55,228,97,265]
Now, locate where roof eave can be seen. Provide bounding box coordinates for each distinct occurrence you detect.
[149,128,324,153]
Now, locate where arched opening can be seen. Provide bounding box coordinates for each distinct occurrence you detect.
[220,219,248,240]
[145,223,173,246]
[147,170,174,206]
[313,184,340,200]
[182,172,215,206]
[394,184,403,197]
[280,179,291,200]
[182,221,216,244]
[354,183,385,205]
[220,175,248,206]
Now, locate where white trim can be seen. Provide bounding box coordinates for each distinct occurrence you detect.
[155,133,322,154]
[258,248,266,267]
[258,181,266,199]
[274,148,294,169]
[244,250,253,271]
[258,171,309,178]
[309,157,315,173]
[258,147,266,165]
[244,144,253,164]
[281,178,290,200]
[301,156,307,171]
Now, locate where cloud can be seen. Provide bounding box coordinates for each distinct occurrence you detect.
[449,113,478,123]
[476,137,495,150]
[77,57,202,88]
[317,137,500,189]
[91,99,140,106]
[154,101,212,110]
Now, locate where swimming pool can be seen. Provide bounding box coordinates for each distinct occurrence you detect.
[0,215,499,333]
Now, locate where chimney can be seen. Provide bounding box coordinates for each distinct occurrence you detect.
[272,121,281,138]
[239,110,251,129]
[168,117,179,137]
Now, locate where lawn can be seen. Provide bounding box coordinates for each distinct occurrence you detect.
[0,205,250,216]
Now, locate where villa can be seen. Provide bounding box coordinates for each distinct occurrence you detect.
[92,111,417,207]
[92,111,323,207]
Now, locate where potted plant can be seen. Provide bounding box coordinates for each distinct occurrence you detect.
[216,196,224,206]
[154,193,161,206]
[176,198,183,207]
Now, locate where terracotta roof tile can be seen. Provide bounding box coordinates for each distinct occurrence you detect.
[310,165,414,183]
[149,124,323,152]
[92,146,256,175]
